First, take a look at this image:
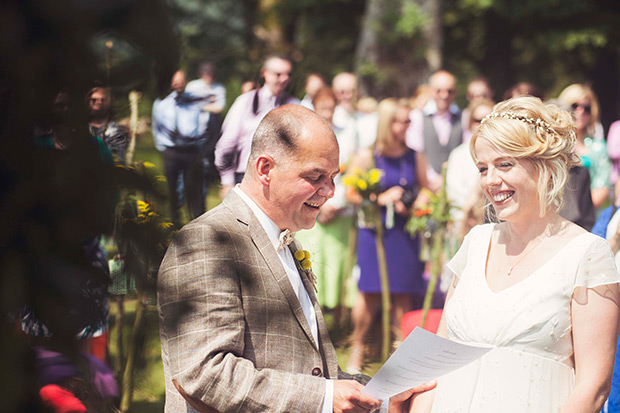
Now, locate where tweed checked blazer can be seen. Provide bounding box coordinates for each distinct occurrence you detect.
[158,190,343,412]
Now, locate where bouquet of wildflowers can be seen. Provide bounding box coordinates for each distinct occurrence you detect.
[406,188,453,261]
[342,168,383,228]
[342,167,383,199]
[406,166,454,329]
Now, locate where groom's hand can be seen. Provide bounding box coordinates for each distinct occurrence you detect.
[333,380,381,412]
[388,380,437,412]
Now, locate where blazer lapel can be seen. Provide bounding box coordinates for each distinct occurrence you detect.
[224,192,319,351]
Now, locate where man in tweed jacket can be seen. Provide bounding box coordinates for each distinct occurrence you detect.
[158,105,434,412]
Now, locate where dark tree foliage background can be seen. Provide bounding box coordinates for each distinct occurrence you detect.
[0,1,179,411]
[165,0,620,129]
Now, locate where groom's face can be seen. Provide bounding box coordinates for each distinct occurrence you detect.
[268,121,340,232]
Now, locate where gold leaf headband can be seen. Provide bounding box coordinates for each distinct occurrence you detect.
[480,111,557,136]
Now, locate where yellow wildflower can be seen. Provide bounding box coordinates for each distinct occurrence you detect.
[294,250,306,261]
[137,200,149,213]
[301,259,312,270]
[341,175,357,187]
[357,180,368,191]
[304,250,311,260]
[368,169,382,185]
[143,161,156,168]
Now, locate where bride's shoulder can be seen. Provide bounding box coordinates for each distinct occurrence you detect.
[553,219,604,252]
[555,219,590,241]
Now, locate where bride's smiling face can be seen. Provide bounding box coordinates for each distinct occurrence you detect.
[474,137,541,222]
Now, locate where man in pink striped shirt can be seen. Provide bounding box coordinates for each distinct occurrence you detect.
[215,55,299,198]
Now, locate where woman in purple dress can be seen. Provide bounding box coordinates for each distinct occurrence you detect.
[347,98,430,372]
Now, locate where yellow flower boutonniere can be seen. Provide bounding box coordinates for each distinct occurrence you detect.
[294,249,312,269]
[294,249,317,291]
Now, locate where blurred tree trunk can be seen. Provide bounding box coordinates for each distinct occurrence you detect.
[591,48,620,133]
[479,9,513,99]
[239,0,261,62]
[416,0,442,71]
[354,0,382,98]
[354,0,443,98]
[253,0,296,56]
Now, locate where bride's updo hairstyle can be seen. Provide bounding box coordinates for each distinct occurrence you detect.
[470,96,579,216]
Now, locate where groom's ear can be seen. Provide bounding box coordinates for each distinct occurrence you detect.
[255,154,275,187]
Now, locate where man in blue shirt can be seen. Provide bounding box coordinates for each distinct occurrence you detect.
[152,70,206,226]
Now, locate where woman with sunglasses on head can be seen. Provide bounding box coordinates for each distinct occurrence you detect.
[559,84,611,209]
[410,97,620,413]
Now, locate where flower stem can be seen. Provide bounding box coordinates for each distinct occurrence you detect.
[373,205,391,361]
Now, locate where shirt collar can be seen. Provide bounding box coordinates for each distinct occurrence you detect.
[233,185,284,251]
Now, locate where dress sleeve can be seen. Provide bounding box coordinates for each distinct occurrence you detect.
[574,236,620,292]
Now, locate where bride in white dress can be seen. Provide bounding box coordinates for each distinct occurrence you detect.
[411,97,620,412]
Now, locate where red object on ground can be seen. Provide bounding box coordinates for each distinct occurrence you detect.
[89,332,108,361]
[39,384,86,413]
[401,309,443,337]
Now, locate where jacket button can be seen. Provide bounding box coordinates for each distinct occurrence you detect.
[312,367,322,377]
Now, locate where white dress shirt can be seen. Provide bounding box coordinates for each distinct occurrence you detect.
[233,186,334,412]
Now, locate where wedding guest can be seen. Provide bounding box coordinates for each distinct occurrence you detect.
[593,192,620,413]
[357,97,379,149]
[215,55,298,198]
[332,72,358,130]
[25,89,116,363]
[357,96,378,115]
[606,120,620,196]
[461,77,493,132]
[300,73,326,110]
[559,84,611,209]
[406,70,463,190]
[87,86,129,164]
[152,70,206,226]
[447,98,494,236]
[502,81,544,100]
[410,96,620,412]
[186,61,227,200]
[347,98,430,373]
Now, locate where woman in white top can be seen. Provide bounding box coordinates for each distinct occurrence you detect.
[411,96,620,412]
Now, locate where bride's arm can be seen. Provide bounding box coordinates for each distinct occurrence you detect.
[408,275,459,413]
[560,283,620,412]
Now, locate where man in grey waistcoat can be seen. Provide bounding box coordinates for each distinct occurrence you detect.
[406,70,463,189]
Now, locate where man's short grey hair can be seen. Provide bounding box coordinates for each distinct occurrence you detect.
[246,105,331,172]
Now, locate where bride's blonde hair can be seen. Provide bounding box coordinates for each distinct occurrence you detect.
[470,96,579,216]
